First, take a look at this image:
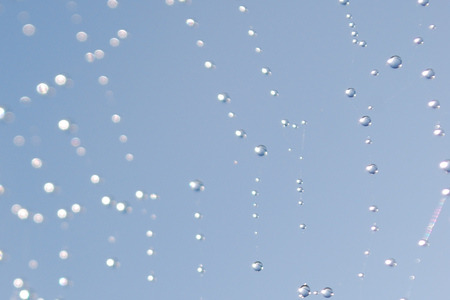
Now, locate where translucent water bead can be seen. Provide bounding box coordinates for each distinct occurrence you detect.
[339,0,349,5]
[254,145,267,156]
[366,164,378,174]
[321,287,334,298]
[422,69,435,79]
[428,100,440,109]
[414,37,423,44]
[252,261,263,271]
[298,284,311,298]
[359,116,371,126]
[418,0,429,6]
[189,180,204,191]
[387,55,402,68]
[345,88,356,97]
[385,258,397,267]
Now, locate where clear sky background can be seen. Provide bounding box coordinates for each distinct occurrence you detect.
[0,0,449,299]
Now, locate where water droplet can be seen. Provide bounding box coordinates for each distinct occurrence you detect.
[321,287,334,298]
[106,258,117,267]
[255,177,260,182]
[252,261,263,271]
[358,273,365,278]
[428,100,440,109]
[218,93,230,103]
[107,0,118,8]
[76,31,87,42]
[255,145,268,156]
[418,0,429,6]
[255,47,261,53]
[301,120,307,125]
[346,13,352,19]
[59,277,68,286]
[369,205,378,212]
[298,284,311,298]
[195,234,204,241]
[189,180,204,191]
[351,30,358,36]
[248,29,256,36]
[261,67,271,75]
[418,239,429,246]
[281,119,289,127]
[371,69,379,76]
[186,19,196,26]
[352,38,358,44]
[235,129,246,138]
[345,88,356,97]
[44,182,55,193]
[19,290,29,300]
[439,160,450,172]
[339,0,349,5]
[387,55,402,68]
[194,212,202,219]
[299,223,306,229]
[366,164,378,174]
[270,89,279,96]
[359,116,371,126]
[414,37,423,44]
[252,213,259,219]
[197,264,205,273]
[299,201,304,205]
[442,188,450,196]
[239,5,248,12]
[349,22,355,27]
[22,24,35,36]
[429,24,436,30]
[296,179,303,184]
[253,203,258,207]
[251,190,259,196]
[297,187,304,193]
[385,258,397,267]
[434,125,445,136]
[148,275,155,281]
[36,83,49,95]
[422,68,435,79]
[292,124,299,129]
[364,250,370,255]
[205,61,215,69]
[358,40,367,47]
[371,224,379,231]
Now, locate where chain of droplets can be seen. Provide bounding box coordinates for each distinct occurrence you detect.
[341,1,445,300]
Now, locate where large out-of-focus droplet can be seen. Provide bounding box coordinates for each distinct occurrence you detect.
[339,0,349,5]
[439,160,450,172]
[36,83,49,95]
[108,0,118,8]
[205,61,215,69]
[186,19,196,26]
[76,31,87,42]
[321,287,334,298]
[428,100,440,109]
[252,261,263,271]
[239,5,248,12]
[358,273,365,278]
[385,258,397,267]
[387,55,402,68]
[418,0,429,6]
[422,69,435,79]
[254,145,267,156]
[366,164,378,174]
[22,24,35,36]
[298,284,311,298]
[196,40,204,47]
[190,180,204,191]
[414,37,423,44]
[359,116,371,126]
[345,88,356,97]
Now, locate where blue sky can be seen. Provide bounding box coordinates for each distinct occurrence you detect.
[0,0,449,299]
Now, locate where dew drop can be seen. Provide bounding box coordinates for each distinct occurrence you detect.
[349,22,355,27]
[270,89,279,96]
[370,223,379,231]
[439,160,450,172]
[235,129,246,138]
[299,223,306,229]
[345,88,356,97]
[421,68,435,79]
[254,145,267,156]
[414,37,423,44]
[369,205,378,212]
[359,116,371,126]
[366,164,378,174]
[36,83,49,95]
[298,284,311,298]
[387,55,402,68]
[197,264,205,273]
[22,24,35,36]
[239,5,248,12]
[252,213,259,219]
[371,69,379,76]
[190,180,204,191]
[434,126,444,136]
[418,0,429,6]
[358,273,365,278]
[76,31,87,42]
[321,287,334,298]
[351,30,358,36]
[346,13,352,19]
[255,47,261,53]
[339,0,349,5]
[428,100,440,109]
[251,190,258,196]
[248,29,256,36]
[385,258,397,267]
[358,40,367,47]
[252,261,263,271]
[418,239,428,247]
[429,24,436,30]
[196,40,204,47]
[261,67,271,75]
[218,93,230,103]
[281,119,289,127]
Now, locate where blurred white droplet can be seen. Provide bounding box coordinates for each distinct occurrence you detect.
[205,61,215,69]
[99,76,108,85]
[36,83,49,95]
[33,214,43,223]
[428,100,440,109]
[248,29,256,36]
[29,260,38,269]
[126,154,134,161]
[57,209,67,219]
[414,37,423,44]
[422,68,435,79]
[55,75,67,85]
[418,0,429,6]
[196,40,204,47]
[119,135,127,142]
[440,160,450,172]
[72,204,81,213]
[20,96,31,107]
[385,258,397,267]
[14,278,24,288]
[58,119,70,130]
[91,175,100,184]
[94,50,105,59]
[85,52,95,62]
[59,277,68,286]
[76,147,86,156]
[117,29,128,38]
[110,38,120,47]
[102,196,111,205]
[13,136,25,147]
[31,158,42,168]
[18,209,29,219]
[22,24,35,36]
[387,55,402,68]
[76,31,87,42]
[190,180,204,191]
[255,47,261,53]
[19,290,30,300]
[107,0,118,8]
[239,5,248,12]
[59,250,69,259]
[44,183,55,193]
